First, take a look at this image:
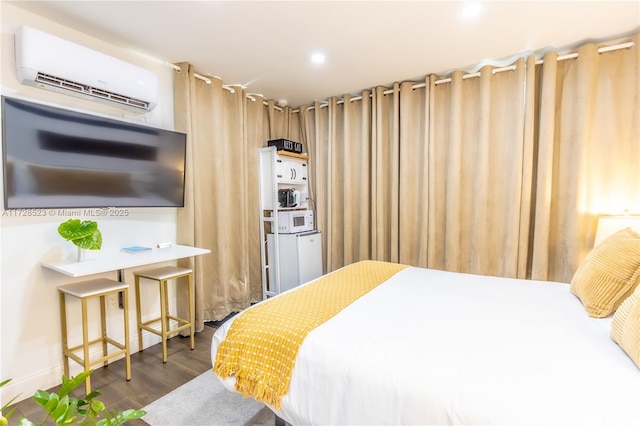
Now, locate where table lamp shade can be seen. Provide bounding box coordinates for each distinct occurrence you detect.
[594,216,640,247]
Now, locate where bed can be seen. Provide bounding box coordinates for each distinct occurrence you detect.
[211,260,640,425]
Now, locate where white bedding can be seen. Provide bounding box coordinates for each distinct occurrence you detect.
[211,266,640,425]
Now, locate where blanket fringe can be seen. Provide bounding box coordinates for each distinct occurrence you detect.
[214,363,286,409]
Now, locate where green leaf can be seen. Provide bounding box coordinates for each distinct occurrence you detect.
[73,230,103,250]
[57,220,96,241]
[1,377,19,421]
[77,398,89,410]
[51,396,69,420]
[95,408,145,426]
[1,407,16,422]
[32,390,49,407]
[56,401,77,425]
[42,393,59,413]
[59,371,91,398]
[1,396,19,418]
[121,409,146,420]
[57,220,102,250]
[17,418,35,426]
[0,378,18,419]
[86,389,101,400]
[90,400,105,416]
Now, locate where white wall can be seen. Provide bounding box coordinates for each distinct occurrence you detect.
[1,3,182,404]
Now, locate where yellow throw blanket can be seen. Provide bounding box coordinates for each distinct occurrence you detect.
[213,260,408,409]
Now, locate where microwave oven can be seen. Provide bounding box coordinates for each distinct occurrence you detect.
[277,210,314,233]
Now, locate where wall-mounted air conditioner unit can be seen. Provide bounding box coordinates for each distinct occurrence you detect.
[14,26,158,112]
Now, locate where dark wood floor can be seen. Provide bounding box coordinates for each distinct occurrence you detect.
[8,325,216,425]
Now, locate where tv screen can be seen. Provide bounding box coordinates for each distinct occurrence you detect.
[1,96,186,209]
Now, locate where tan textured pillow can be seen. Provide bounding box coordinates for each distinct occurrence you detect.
[570,228,640,317]
[611,287,640,369]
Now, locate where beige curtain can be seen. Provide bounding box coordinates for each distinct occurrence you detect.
[530,34,640,283]
[371,85,401,264]
[427,59,532,277]
[300,60,532,278]
[173,63,278,327]
[398,80,430,267]
[300,94,377,272]
[299,36,638,284]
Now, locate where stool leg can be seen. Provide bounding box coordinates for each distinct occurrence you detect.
[188,273,195,350]
[122,288,131,381]
[163,280,171,334]
[81,297,91,395]
[59,292,70,379]
[100,295,108,367]
[135,275,143,352]
[159,279,168,363]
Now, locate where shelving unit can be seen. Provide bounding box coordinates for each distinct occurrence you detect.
[258,146,319,298]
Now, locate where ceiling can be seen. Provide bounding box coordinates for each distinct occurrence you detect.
[7,1,640,107]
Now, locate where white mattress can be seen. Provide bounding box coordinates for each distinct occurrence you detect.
[211,266,640,425]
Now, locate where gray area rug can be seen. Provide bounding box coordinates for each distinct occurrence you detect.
[142,370,275,426]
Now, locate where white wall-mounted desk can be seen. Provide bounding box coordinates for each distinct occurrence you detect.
[42,245,210,278]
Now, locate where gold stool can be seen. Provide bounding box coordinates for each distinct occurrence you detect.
[134,266,194,363]
[58,278,131,395]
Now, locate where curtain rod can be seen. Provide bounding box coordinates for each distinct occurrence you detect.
[167,40,633,114]
[170,63,284,111]
[293,40,634,113]
[170,64,238,94]
[535,41,634,65]
[294,64,517,112]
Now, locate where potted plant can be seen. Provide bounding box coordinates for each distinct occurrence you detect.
[57,220,102,262]
[1,371,145,425]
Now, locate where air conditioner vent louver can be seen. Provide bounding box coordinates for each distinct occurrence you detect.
[35,72,151,110]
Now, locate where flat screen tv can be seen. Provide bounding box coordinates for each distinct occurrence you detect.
[1,96,187,209]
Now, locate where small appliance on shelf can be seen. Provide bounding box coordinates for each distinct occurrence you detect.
[268,138,303,154]
[278,188,297,208]
[275,210,314,234]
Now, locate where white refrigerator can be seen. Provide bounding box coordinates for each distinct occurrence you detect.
[267,231,323,294]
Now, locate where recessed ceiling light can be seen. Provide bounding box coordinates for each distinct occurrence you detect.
[461,2,483,20]
[311,52,326,65]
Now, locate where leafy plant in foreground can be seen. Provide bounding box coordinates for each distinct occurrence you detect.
[1,371,145,426]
